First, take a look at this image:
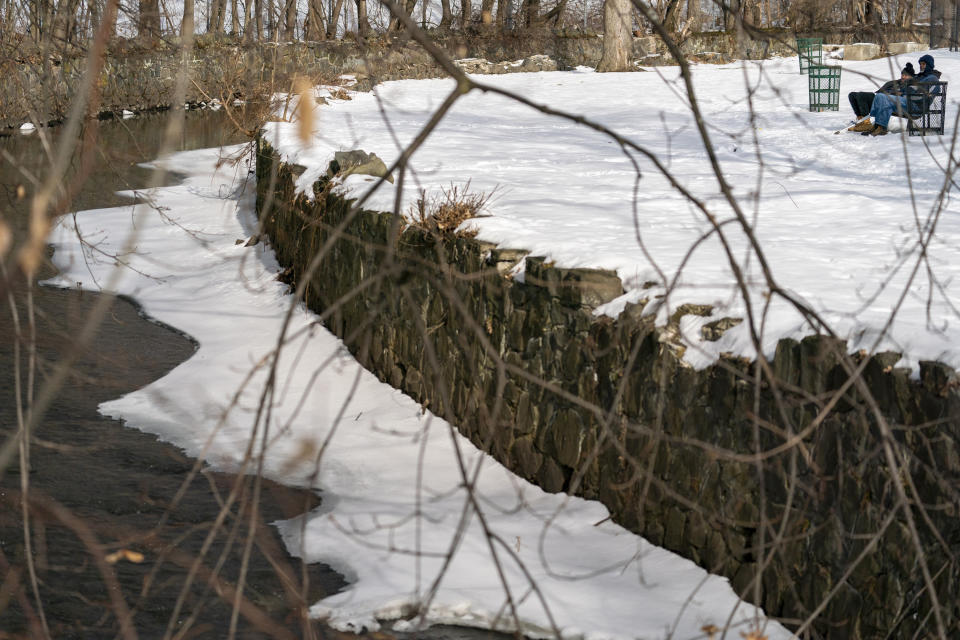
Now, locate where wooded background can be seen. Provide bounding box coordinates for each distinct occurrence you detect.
[0,0,934,50]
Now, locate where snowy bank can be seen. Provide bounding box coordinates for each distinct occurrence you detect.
[264,51,960,375]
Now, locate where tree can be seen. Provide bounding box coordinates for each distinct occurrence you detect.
[326,0,344,37]
[596,0,632,71]
[480,0,494,25]
[231,0,241,33]
[208,0,227,33]
[687,0,702,32]
[283,0,297,38]
[523,0,539,25]
[356,0,369,35]
[440,0,452,26]
[304,0,327,38]
[139,0,161,38]
[183,0,195,36]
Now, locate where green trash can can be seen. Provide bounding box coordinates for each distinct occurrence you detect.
[808,65,841,112]
[797,37,824,74]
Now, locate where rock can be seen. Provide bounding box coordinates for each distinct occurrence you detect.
[633,36,658,56]
[888,42,927,55]
[454,55,556,75]
[692,52,731,64]
[330,150,393,183]
[454,57,496,74]
[519,54,557,72]
[486,248,528,275]
[701,316,742,342]
[844,43,881,61]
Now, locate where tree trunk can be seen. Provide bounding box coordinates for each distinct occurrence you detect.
[52,0,81,46]
[662,0,681,33]
[496,0,509,28]
[746,0,760,26]
[439,0,452,25]
[723,0,739,31]
[480,0,495,25]
[255,0,263,39]
[210,0,227,33]
[243,0,254,41]
[138,0,161,38]
[355,0,369,34]
[231,0,240,33]
[183,0,195,36]
[596,0,632,71]
[461,0,471,27]
[326,0,343,37]
[895,0,915,26]
[305,0,326,38]
[266,0,276,39]
[523,0,539,26]
[388,0,411,31]
[29,0,48,42]
[686,0,701,32]
[404,0,417,21]
[283,0,297,37]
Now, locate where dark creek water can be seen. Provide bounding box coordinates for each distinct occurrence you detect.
[0,111,514,640]
[0,111,351,639]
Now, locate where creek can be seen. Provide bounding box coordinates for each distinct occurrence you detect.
[0,110,347,638]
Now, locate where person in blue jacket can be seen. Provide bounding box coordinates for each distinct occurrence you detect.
[847,62,915,128]
[861,54,942,136]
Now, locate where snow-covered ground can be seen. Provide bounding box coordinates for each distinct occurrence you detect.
[45,52,960,640]
[267,50,960,374]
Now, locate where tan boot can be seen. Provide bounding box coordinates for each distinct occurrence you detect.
[869,124,888,136]
[848,119,874,132]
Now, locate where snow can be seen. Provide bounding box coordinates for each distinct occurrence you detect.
[265,50,960,374]
[46,152,789,640]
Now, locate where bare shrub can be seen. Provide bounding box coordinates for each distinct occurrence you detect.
[408,181,496,235]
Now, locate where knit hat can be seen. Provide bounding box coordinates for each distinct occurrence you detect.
[902,62,915,76]
[919,54,935,71]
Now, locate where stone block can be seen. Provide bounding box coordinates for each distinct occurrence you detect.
[888,42,927,55]
[537,457,566,493]
[633,36,658,56]
[549,408,585,468]
[559,268,624,308]
[844,43,881,61]
[663,507,686,551]
[510,436,543,480]
[524,256,623,309]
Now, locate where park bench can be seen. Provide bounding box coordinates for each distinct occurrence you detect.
[892,80,948,136]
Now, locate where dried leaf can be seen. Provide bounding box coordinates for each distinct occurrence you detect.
[105,549,145,564]
[123,549,145,563]
[0,220,10,259]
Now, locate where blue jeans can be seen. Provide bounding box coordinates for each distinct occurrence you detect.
[870,93,909,128]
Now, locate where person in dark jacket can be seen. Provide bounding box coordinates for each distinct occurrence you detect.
[860,54,942,136]
[847,63,914,127]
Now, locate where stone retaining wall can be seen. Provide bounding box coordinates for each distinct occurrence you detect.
[0,25,926,130]
[255,138,960,639]
[2,35,602,129]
